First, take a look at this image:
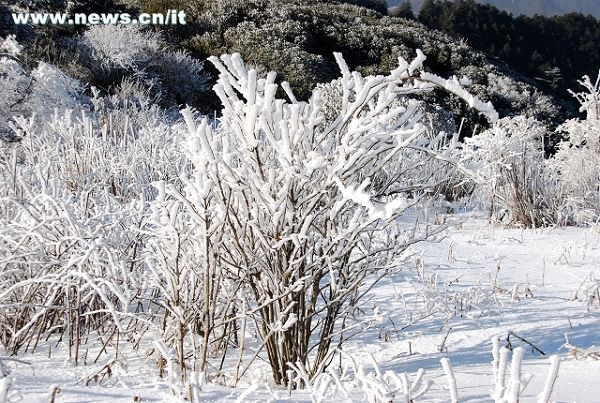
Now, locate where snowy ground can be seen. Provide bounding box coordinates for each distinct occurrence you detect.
[4,214,600,402]
[347,214,600,402]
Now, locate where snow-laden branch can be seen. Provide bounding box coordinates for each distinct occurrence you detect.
[420,72,499,123]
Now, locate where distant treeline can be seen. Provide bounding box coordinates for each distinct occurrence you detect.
[415,0,600,96]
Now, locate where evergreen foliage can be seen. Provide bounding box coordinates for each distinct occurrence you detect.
[390,1,416,19]
[417,0,600,102]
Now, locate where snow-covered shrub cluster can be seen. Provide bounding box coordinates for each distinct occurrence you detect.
[1,30,502,396]
[76,25,209,106]
[0,35,83,141]
[547,74,600,224]
[1,1,597,397]
[1,27,591,400]
[0,34,182,368]
[465,73,600,226]
[485,72,559,122]
[463,116,553,226]
[0,106,181,363]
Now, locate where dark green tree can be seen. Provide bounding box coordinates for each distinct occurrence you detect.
[418,0,437,23]
[391,0,415,19]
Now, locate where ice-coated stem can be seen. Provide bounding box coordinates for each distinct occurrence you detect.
[441,357,459,403]
[537,356,560,403]
[507,347,524,403]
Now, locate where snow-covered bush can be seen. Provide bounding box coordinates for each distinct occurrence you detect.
[289,351,435,403]
[28,62,83,116]
[0,60,182,357]
[159,49,496,388]
[0,35,82,141]
[465,73,600,227]
[464,116,554,226]
[546,73,600,224]
[81,25,163,71]
[0,186,139,354]
[77,25,209,105]
[142,174,236,381]
[486,72,559,122]
[0,36,29,140]
[335,352,433,403]
[89,77,166,145]
[0,110,181,356]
